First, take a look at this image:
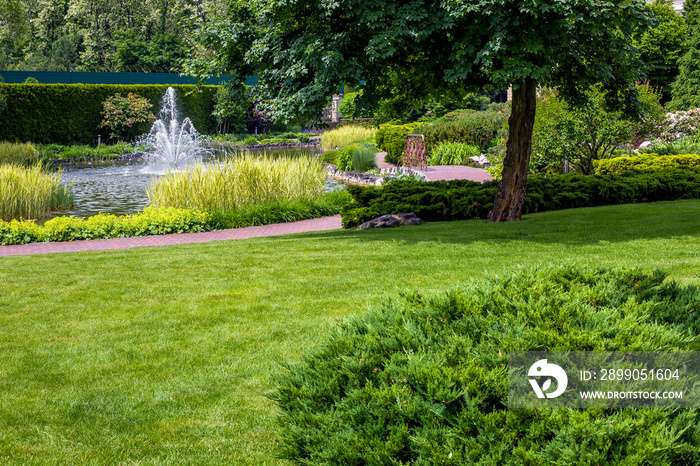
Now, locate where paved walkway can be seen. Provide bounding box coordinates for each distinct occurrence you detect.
[0,215,343,257]
[375,151,493,182]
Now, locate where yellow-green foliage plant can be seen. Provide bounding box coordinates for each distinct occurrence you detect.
[0,163,73,221]
[0,142,38,165]
[321,125,377,151]
[147,155,326,212]
[595,153,700,174]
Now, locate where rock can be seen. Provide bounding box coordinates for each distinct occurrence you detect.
[357,212,425,230]
[469,155,491,168]
[638,141,653,149]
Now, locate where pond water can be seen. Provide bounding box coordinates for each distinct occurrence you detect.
[58,149,343,218]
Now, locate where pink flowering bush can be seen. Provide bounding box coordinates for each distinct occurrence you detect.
[100,93,156,141]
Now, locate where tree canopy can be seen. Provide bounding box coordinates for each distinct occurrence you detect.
[186,0,652,221]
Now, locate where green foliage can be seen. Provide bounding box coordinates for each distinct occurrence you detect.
[639,140,700,155]
[320,149,339,165]
[418,109,509,155]
[428,141,480,166]
[99,92,156,141]
[147,155,326,212]
[0,142,38,165]
[531,86,664,174]
[340,169,700,227]
[214,86,250,134]
[375,123,423,165]
[0,163,73,221]
[34,142,135,161]
[243,136,258,145]
[595,153,700,174]
[334,146,353,171]
[634,0,688,102]
[298,133,310,143]
[0,83,219,144]
[209,189,352,229]
[669,2,700,111]
[338,91,364,119]
[23,77,38,83]
[113,29,187,73]
[273,265,700,464]
[321,126,377,151]
[351,145,378,172]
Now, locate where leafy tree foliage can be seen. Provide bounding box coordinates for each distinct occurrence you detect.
[634,0,687,103]
[185,0,652,221]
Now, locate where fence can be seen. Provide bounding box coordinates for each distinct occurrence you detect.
[0,71,258,86]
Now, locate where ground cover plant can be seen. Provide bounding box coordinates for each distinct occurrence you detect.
[0,163,73,221]
[274,265,700,464]
[0,200,698,464]
[34,142,136,162]
[147,155,326,212]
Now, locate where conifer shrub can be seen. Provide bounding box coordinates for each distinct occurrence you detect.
[340,170,700,227]
[595,153,700,174]
[273,266,700,464]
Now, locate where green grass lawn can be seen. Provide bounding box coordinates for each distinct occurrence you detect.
[1,200,699,464]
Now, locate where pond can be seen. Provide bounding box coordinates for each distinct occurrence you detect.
[58,149,343,218]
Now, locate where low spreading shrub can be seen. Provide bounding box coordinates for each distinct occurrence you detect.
[340,169,700,227]
[35,142,135,161]
[428,142,481,165]
[375,123,423,164]
[638,140,700,155]
[418,108,509,155]
[321,126,377,151]
[0,163,73,221]
[0,142,38,165]
[147,155,326,212]
[596,153,700,174]
[273,266,700,464]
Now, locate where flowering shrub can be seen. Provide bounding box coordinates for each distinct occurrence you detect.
[100,93,156,141]
[658,108,700,142]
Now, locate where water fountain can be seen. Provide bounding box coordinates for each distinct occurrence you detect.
[142,87,207,168]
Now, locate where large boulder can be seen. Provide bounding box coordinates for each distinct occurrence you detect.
[357,212,425,229]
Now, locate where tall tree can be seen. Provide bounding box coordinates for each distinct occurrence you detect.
[669,0,700,110]
[185,0,651,221]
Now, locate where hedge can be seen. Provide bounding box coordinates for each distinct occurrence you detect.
[595,153,700,174]
[0,83,219,144]
[273,265,700,464]
[340,169,700,227]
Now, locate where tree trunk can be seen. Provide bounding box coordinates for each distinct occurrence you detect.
[488,77,538,222]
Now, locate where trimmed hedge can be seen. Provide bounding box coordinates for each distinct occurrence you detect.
[340,169,700,227]
[375,123,423,164]
[0,83,219,144]
[273,266,700,464]
[596,153,700,174]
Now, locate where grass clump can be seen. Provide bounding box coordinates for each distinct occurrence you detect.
[148,155,326,212]
[428,141,480,165]
[321,125,376,151]
[0,163,73,221]
[0,142,38,165]
[273,266,700,464]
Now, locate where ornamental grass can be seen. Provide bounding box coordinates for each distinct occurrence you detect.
[321,125,377,151]
[147,154,326,212]
[0,163,73,221]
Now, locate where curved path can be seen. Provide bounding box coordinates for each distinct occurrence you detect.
[374,152,493,182]
[0,215,343,257]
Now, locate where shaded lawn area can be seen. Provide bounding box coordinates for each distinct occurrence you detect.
[0,199,699,464]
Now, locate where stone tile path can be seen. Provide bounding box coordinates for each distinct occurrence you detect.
[375,151,493,182]
[0,215,343,257]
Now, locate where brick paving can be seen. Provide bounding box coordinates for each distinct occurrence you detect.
[0,215,343,257]
[375,151,493,182]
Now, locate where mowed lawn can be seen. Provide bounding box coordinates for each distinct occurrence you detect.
[1,200,699,465]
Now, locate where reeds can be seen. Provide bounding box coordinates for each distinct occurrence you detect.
[321,126,377,150]
[0,142,38,165]
[147,154,327,212]
[0,164,74,221]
